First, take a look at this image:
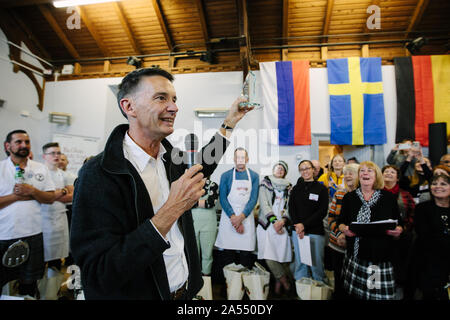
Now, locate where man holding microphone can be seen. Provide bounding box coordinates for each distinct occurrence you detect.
[71,68,251,300]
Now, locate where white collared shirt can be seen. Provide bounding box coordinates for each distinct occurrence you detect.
[123,132,188,293]
[0,158,55,240]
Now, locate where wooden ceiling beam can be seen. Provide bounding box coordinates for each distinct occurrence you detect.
[112,2,141,55]
[282,0,289,60]
[7,8,52,61]
[236,0,257,79]
[406,0,430,35]
[0,9,46,111]
[38,4,81,59]
[151,0,174,51]
[75,6,110,56]
[194,0,209,47]
[322,0,334,42]
[0,0,53,8]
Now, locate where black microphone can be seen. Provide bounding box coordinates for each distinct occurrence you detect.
[184,133,199,168]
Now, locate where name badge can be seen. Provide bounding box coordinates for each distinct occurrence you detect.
[309,193,319,201]
[419,184,428,191]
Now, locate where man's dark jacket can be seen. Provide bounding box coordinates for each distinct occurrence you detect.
[70,124,229,300]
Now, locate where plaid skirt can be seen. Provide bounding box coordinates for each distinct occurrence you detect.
[342,254,396,300]
[0,233,45,287]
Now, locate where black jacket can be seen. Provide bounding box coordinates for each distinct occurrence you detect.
[288,179,329,235]
[70,124,228,300]
[414,200,450,296]
[337,189,402,263]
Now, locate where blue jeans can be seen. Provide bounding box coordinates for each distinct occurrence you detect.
[291,233,326,282]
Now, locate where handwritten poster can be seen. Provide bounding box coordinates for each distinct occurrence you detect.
[52,133,100,176]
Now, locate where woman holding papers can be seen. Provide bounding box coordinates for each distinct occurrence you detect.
[256,161,293,296]
[413,174,450,300]
[337,161,403,300]
[382,165,416,299]
[289,160,329,284]
[328,163,359,299]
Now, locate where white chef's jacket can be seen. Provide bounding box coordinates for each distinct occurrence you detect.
[0,157,55,240]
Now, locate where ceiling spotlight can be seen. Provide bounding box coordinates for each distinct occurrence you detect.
[126,56,142,69]
[200,51,217,64]
[406,37,427,55]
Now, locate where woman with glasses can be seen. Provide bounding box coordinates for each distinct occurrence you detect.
[337,161,403,300]
[413,174,450,300]
[288,160,329,284]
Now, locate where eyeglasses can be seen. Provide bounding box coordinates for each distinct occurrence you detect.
[299,167,312,172]
[44,152,61,156]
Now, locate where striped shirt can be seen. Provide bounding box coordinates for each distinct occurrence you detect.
[328,188,348,253]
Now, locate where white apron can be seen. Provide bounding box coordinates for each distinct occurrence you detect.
[256,189,292,262]
[41,169,69,261]
[215,168,256,251]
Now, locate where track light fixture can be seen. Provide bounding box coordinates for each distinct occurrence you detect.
[405,37,427,55]
[126,56,142,69]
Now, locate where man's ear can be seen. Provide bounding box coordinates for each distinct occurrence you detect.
[120,97,136,118]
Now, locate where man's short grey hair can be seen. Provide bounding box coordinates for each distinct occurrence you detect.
[116,67,174,119]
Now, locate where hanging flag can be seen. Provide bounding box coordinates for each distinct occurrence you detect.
[394,55,450,146]
[327,57,387,145]
[260,60,311,145]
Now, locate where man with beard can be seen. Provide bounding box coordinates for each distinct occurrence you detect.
[0,130,56,299]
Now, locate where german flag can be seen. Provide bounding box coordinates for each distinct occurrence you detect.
[394,55,450,146]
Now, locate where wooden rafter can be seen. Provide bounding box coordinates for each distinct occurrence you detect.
[0,9,46,111]
[194,0,209,47]
[406,0,430,35]
[0,0,53,8]
[113,2,141,55]
[151,0,174,51]
[8,8,52,61]
[236,0,257,79]
[322,0,334,42]
[75,6,110,56]
[38,4,80,59]
[282,0,289,60]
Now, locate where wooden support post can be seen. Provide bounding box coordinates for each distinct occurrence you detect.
[361,44,369,57]
[74,62,81,74]
[321,47,328,60]
[103,60,111,73]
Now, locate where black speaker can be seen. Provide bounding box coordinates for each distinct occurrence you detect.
[428,122,448,167]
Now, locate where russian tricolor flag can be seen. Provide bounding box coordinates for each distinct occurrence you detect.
[260,61,311,145]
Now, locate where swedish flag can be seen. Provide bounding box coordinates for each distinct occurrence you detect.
[327,57,387,145]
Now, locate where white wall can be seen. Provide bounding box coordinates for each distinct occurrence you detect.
[1,35,402,185]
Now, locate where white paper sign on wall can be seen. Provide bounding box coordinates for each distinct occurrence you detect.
[52,133,100,176]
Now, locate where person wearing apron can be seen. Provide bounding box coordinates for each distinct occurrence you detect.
[256,161,293,296]
[40,143,73,300]
[215,148,259,272]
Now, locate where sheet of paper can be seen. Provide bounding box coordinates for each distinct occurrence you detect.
[297,235,312,267]
[351,219,398,225]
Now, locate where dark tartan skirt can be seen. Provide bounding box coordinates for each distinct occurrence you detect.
[0,233,45,287]
[342,254,396,300]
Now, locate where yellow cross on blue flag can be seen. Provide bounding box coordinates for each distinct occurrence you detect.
[327,57,387,145]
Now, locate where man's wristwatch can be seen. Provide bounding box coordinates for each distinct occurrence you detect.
[221,122,234,130]
[61,188,68,196]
